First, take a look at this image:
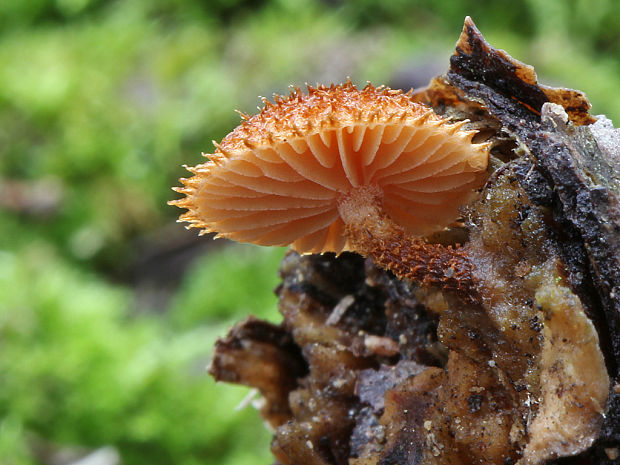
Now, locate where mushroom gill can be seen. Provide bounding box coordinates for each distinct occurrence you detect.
[171,82,490,293]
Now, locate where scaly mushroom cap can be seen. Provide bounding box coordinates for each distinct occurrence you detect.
[171,82,490,254]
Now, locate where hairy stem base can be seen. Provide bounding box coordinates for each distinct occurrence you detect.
[338,186,476,299]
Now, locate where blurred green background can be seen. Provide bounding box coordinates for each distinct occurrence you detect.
[1,0,618,464]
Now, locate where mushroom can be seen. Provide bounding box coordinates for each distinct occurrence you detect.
[171,82,490,294]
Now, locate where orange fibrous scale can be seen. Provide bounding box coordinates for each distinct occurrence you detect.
[337,185,475,297]
[171,81,490,255]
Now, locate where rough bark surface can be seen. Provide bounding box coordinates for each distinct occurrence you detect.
[209,17,620,465]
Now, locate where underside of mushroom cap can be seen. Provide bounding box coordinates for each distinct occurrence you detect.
[171,82,490,254]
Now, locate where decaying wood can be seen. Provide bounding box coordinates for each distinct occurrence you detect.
[209,17,620,465]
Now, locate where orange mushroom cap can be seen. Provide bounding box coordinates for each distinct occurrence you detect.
[171,82,490,254]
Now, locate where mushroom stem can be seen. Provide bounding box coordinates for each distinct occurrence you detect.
[338,186,477,299]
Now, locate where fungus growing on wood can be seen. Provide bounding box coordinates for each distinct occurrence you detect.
[171,82,490,292]
[189,18,617,465]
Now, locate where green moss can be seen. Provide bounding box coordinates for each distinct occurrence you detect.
[169,243,286,327]
[0,246,272,465]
